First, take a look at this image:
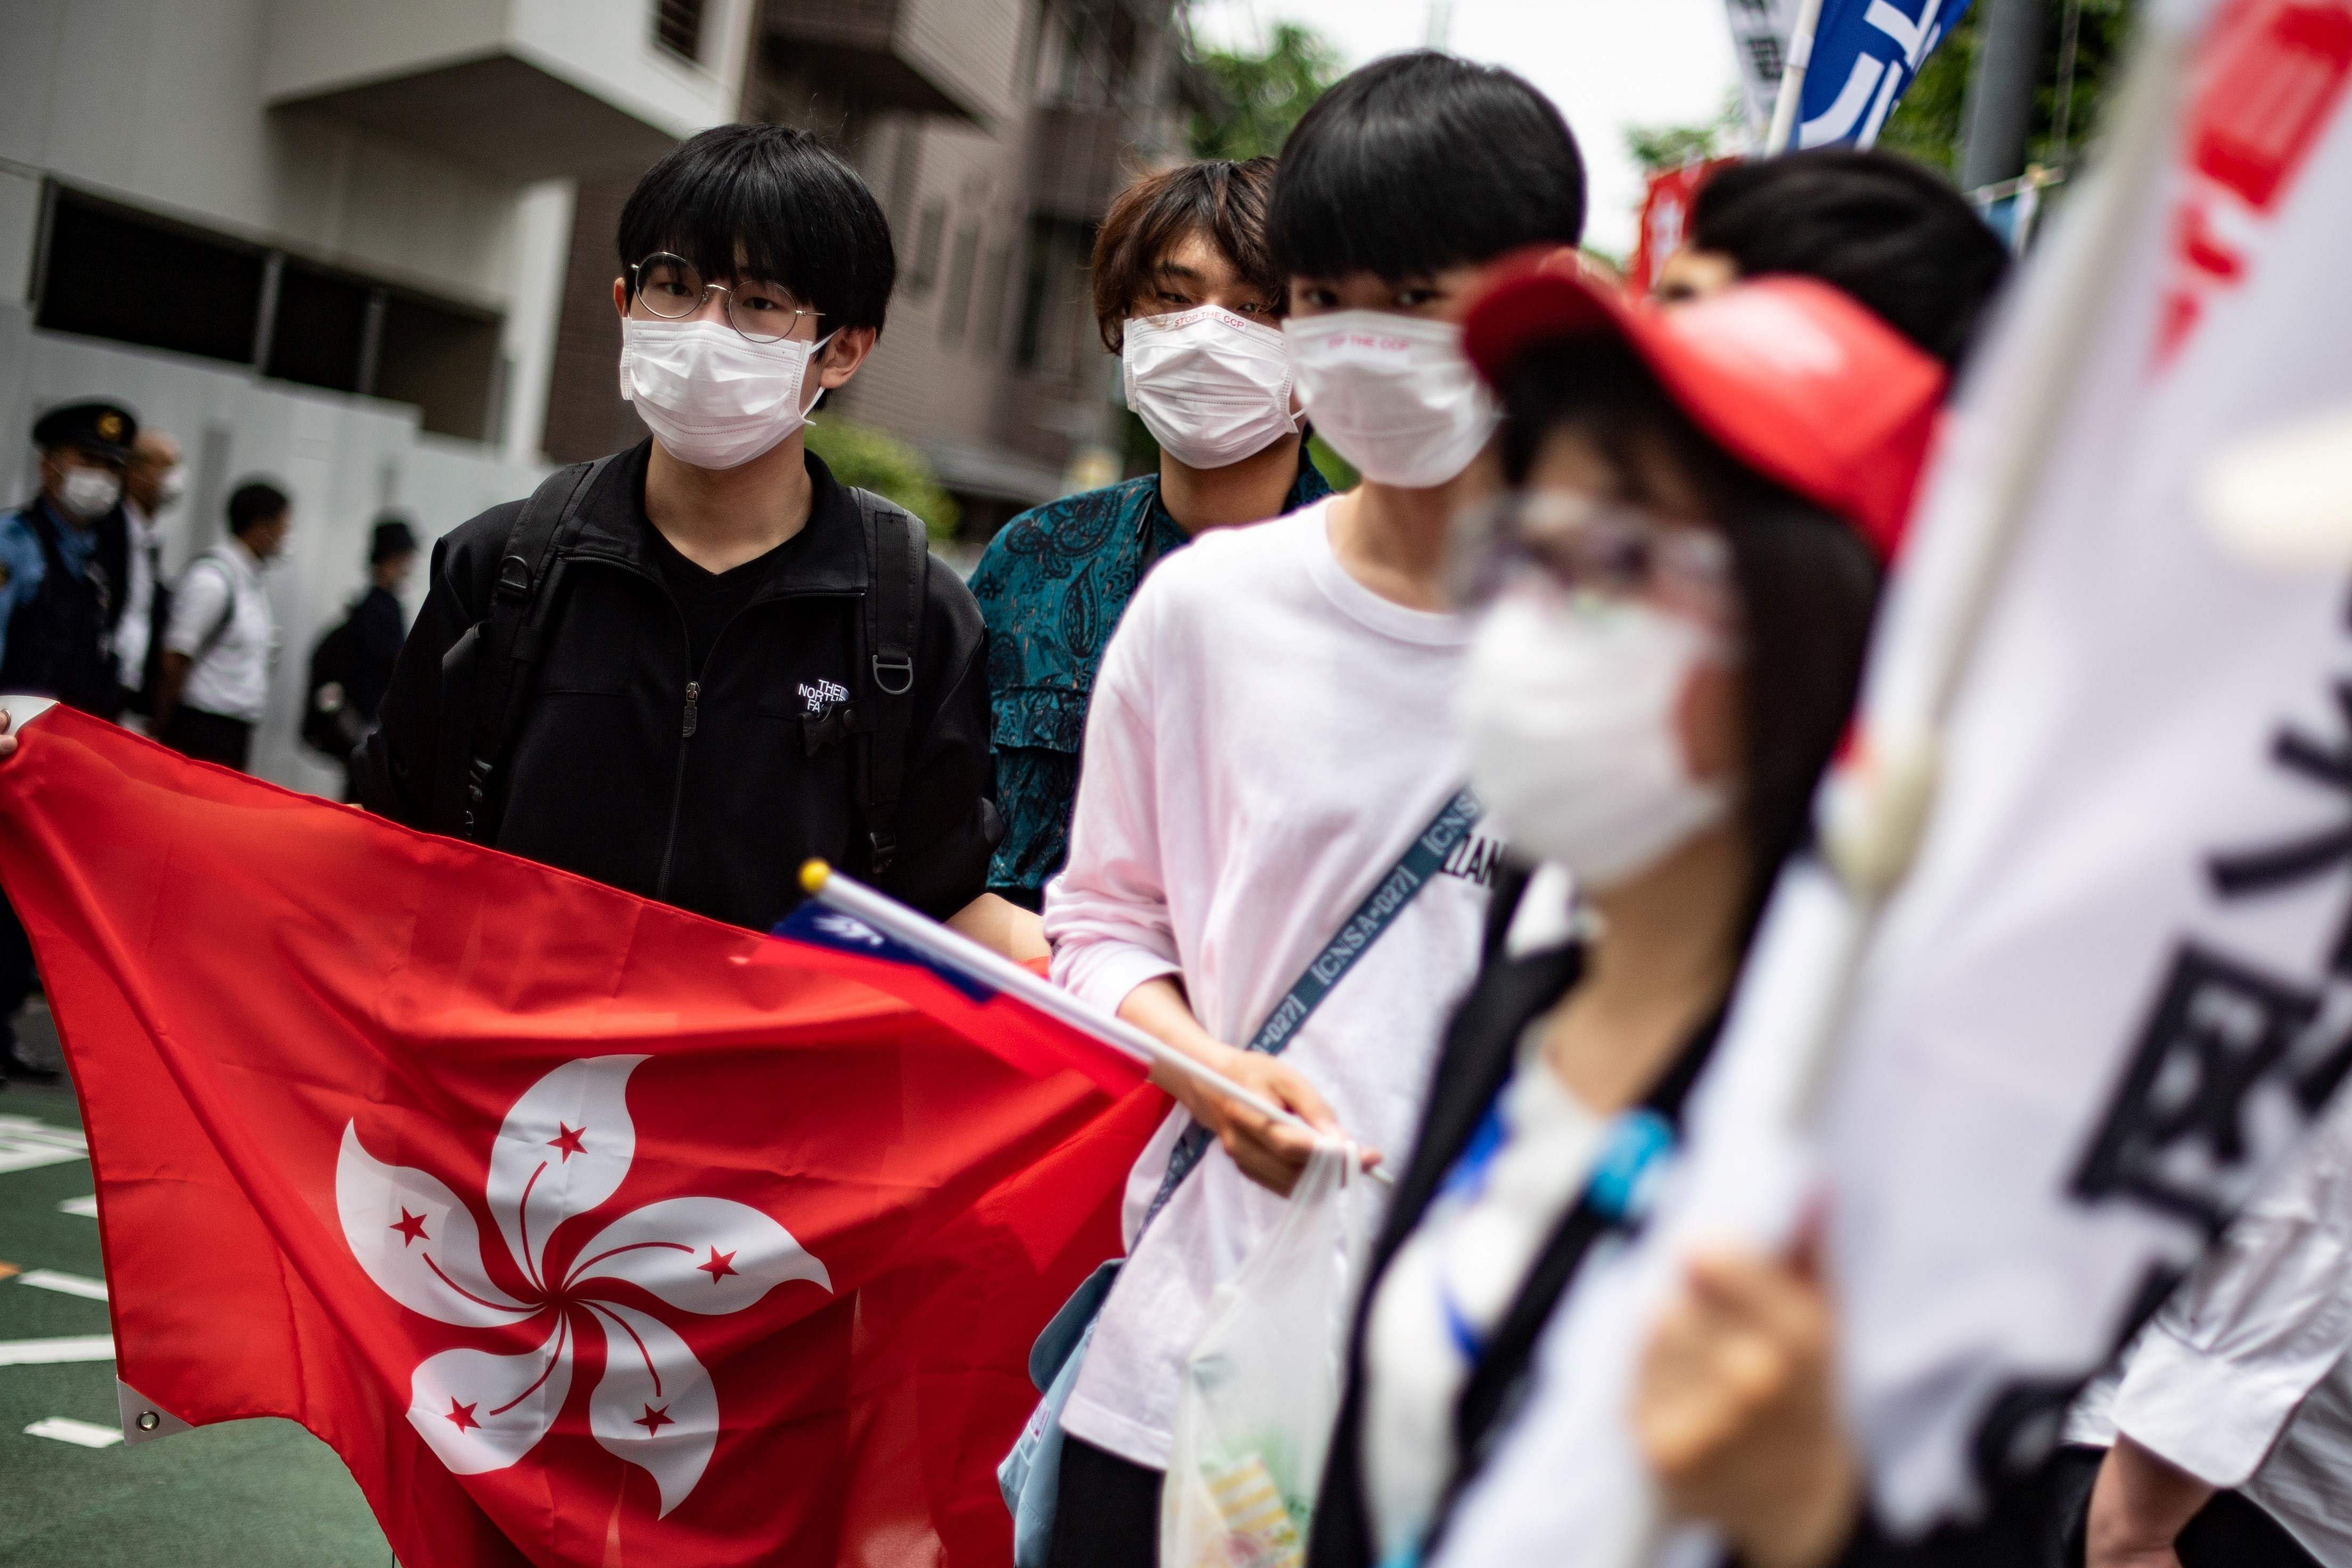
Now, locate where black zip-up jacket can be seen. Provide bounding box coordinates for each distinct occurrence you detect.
[353,443,996,930]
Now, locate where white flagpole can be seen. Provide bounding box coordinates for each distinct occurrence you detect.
[797,861,1389,1180]
[1762,0,1828,156]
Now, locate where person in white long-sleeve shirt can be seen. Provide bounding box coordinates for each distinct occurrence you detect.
[1033,50,1586,1568]
[2067,1089,2352,1568]
[113,427,182,713]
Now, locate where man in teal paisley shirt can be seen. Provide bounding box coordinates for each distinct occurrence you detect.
[971,158,1330,909]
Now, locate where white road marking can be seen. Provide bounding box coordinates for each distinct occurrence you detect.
[15,1269,106,1301]
[0,1335,115,1366]
[0,1115,86,1174]
[24,1416,124,1448]
[56,1195,97,1218]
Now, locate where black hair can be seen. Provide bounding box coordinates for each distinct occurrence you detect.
[616,123,896,334]
[1497,336,1880,930]
[225,479,289,536]
[1092,158,1283,350]
[1689,149,2010,371]
[370,513,419,564]
[1268,52,1585,283]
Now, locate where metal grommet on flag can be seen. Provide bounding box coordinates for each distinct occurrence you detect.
[136,1410,160,1431]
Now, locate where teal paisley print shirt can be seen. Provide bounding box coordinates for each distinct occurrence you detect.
[970,458,1334,907]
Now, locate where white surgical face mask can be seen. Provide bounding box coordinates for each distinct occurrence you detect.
[154,465,187,509]
[1284,311,1497,488]
[618,316,835,470]
[56,466,123,521]
[1121,306,1299,470]
[1457,587,1733,891]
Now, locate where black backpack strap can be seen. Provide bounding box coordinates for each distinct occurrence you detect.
[459,455,610,840]
[851,489,926,878]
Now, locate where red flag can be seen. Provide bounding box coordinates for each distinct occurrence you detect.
[0,700,1162,1567]
[1628,158,1735,295]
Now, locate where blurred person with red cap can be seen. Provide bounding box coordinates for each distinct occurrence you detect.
[1303,250,1945,1568]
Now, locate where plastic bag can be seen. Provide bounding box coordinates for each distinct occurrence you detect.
[1161,1144,1382,1568]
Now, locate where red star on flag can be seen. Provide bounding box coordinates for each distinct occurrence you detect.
[634,1403,674,1434]
[389,1208,429,1247]
[697,1247,738,1283]
[547,1123,586,1161]
[445,1399,480,1433]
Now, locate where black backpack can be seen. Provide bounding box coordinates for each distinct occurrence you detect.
[434,457,928,875]
[301,607,365,762]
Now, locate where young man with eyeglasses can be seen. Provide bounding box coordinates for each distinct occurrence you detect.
[353,124,997,934]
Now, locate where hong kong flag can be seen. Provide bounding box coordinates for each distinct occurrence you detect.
[0,698,1161,1566]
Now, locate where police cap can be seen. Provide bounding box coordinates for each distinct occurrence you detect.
[31,401,140,464]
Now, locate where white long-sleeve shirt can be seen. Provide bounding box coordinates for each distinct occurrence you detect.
[113,500,160,686]
[2068,1089,2352,1566]
[1043,498,1505,1469]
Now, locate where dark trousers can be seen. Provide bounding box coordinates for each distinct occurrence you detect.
[1048,1437,1163,1568]
[159,706,254,772]
[2054,1446,2321,1568]
[0,898,34,1051]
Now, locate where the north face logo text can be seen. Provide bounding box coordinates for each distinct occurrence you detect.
[798,679,850,714]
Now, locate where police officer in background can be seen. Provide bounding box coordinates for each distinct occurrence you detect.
[1,402,135,724]
[0,399,143,1084]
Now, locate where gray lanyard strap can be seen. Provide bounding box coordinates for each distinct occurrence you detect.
[1139,786,1484,1232]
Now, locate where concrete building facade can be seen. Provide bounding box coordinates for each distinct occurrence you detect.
[0,0,756,789]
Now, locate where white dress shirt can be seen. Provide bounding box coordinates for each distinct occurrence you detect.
[165,540,276,724]
[113,499,160,686]
[2068,1089,2352,1566]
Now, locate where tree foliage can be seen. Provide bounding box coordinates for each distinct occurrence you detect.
[1626,93,1747,174]
[804,416,960,542]
[1878,0,2140,177]
[1187,22,1345,161]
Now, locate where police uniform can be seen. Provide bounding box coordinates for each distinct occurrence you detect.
[0,400,140,1084]
[0,402,136,721]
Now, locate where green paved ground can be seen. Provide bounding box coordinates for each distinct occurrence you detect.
[0,1005,393,1567]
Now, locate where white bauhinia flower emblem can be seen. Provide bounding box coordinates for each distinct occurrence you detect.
[336,1056,829,1515]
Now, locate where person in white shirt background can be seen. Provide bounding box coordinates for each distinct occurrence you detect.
[154,478,289,773]
[2064,1089,2352,1568]
[1033,50,1585,1568]
[114,424,183,717]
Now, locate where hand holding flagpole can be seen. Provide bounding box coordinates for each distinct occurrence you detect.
[797,861,1390,1185]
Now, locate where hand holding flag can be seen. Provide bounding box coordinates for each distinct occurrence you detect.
[786,861,1389,1187]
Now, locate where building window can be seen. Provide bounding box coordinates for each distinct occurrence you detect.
[265,262,374,394]
[32,183,505,444]
[908,200,948,296]
[1015,215,1093,375]
[654,0,706,63]
[376,293,504,441]
[36,190,266,366]
[977,242,1011,357]
[940,224,981,346]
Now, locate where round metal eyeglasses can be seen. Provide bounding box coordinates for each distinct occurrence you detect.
[628,253,822,344]
[1451,491,1736,626]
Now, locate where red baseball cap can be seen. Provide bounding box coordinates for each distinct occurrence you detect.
[1461,248,1947,559]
